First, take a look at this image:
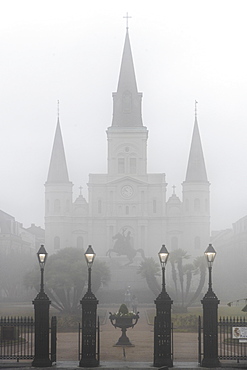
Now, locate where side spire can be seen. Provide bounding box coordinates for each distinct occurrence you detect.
[46,108,70,183]
[185,103,208,182]
[111,28,143,127]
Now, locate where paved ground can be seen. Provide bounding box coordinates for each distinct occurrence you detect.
[57,306,198,363]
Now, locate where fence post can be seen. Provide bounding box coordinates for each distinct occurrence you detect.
[50,316,57,364]
[201,292,220,367]
[32,292,51,367]
[198,316,201,365]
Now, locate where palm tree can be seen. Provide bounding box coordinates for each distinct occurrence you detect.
[187,256,207,306]
[137,257,160,297]
[183,263,194,301]
[169,249,190,306]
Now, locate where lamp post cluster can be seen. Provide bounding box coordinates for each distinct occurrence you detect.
[153,243,220,368]
[32,244,99,368]
[33,241,219,368]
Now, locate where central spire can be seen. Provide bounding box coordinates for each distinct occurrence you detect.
[111,30,143,127]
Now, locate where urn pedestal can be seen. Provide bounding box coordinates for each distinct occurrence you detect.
[109,312,139,346]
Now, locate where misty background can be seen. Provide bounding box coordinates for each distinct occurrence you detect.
[0,0,247,234]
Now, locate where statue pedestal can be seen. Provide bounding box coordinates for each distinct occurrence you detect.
[98,256,151,304]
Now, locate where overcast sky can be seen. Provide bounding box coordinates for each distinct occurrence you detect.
[0,0,247,231]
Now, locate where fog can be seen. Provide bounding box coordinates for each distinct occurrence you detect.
[0,1,247,234]
[1,1,247,310]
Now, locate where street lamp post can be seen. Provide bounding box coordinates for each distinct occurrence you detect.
[32,245,52,367]
[153,245,173,368]
[79,245,99,368]
[201,244,220,368]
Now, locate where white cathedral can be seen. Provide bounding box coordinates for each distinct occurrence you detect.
[45,29,210,259]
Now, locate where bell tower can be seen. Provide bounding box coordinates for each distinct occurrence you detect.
[45,115,73,253]
[107,29,148,177]
[182,102,210,254]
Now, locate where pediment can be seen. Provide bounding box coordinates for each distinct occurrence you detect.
[107,176,148,186]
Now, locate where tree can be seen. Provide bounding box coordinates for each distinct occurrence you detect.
[169,249,190,307]
[24,247,110,313]
[137,257,161,296]
[138,249,207,312]
[187,256,207,306]
[169,252,207,311]
[0,249,35,300]
[183,263,194,301]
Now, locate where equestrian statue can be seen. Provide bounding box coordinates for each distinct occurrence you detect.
[106,228,145,265]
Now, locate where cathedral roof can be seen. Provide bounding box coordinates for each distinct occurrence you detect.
[185,116,208,182]
[111,30,143,128]
[46,119,70,183]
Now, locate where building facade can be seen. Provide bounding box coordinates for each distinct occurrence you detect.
[45,30,210,259]
[0,210,44,254]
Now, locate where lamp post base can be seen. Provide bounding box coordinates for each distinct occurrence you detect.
[32,358,52,367]
[79,358,99,368]
[201,357,221,368]
[153,358,173,368]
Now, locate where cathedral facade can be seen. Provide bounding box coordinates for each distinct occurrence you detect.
[45,30,210,259]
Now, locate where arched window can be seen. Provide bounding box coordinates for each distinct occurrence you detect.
[141,191,145,214]
[141,225,145,249]
[185,199,189,212]
[153,199,157,214]
[130,158,137,173]
[54,236,60,250]
[77,236,84,249]
[109,191,113,214]
[194,198,200,212]
[171,236,178,251]
[46,200,50,213]
[118,158,125,174]
[132,206,136,216]
[194,236,201,249]
[66,200,70,212]
[98,199,102,214]
[54,199,61,213]
[122,91,132,112]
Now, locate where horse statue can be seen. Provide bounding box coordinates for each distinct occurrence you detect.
[106,228,145,265]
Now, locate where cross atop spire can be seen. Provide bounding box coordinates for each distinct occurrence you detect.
[195,100,198,119]
[123,12,132,30]
[79,186,83,196]
[172,185,176,195]
[57,100,60,119]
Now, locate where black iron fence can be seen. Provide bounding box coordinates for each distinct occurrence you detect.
[198,315,202,365]
[198,316,247,364]
[218,316,247,362]
[50,316,57,363]
[0,316,56,362]
[0,317,34,361]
